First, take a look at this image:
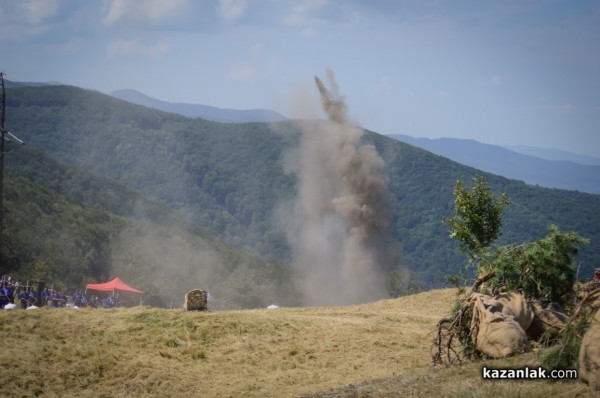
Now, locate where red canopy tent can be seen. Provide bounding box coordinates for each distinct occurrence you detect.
[86,277,144,295]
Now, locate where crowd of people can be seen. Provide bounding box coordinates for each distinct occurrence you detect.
[0,277,119,310]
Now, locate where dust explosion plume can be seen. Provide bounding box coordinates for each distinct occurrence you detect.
[283,70,392,306]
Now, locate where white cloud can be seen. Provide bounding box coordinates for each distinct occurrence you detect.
[103,0,190,25]
[107,38,170,57]
[217,0,246,21]
[282,0,329,35]
[22,0,59,25]
[0,0,59,40]
[292,0,329,16]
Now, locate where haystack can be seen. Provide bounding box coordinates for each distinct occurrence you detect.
[184,289,208,311]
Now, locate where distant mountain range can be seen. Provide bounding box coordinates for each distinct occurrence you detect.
[110,89,287,123]
[109,88,600,193]
[6,84,600,289]
[389,134,600,194]
[6,81,287,123]
[505,145,600,166]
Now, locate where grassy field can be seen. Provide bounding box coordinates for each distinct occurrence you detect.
[0,289,595,397]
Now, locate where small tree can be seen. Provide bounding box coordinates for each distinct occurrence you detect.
[436,178,590,366]
[32,259,52,282]
[480,225,589,303]
[443,176,509,268]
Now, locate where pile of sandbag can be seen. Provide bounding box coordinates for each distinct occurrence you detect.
[470,293,530,358]
[575,281,600,310]
[579,308,600,390]
[472,286,600,391]
[527,301,570,340]
[469,291,569,358]
[184,289,208,311]
[433,289,573,366]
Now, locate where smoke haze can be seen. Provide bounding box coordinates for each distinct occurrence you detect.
[281,70,392,306]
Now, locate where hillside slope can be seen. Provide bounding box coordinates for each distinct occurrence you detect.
[3,145,299,308]
[7,85,600,286]
[0,289,594,397]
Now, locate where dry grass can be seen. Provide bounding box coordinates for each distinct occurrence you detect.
[0,288,595,397]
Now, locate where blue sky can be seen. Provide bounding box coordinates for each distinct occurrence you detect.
[1,0,599,157]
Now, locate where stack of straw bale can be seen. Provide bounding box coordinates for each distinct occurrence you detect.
[184,289,208,311]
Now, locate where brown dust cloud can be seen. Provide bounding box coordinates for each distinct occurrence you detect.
[279,70,394,306]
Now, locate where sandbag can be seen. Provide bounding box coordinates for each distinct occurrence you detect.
[494,292,535,332]
[527,301,570,341]
[184,289,208,311]
[576,282,600,311]
[579,308,600,390]
[471,295,529,358]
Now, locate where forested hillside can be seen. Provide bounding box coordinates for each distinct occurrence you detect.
[6,85,600,289]
[2,145,299,308]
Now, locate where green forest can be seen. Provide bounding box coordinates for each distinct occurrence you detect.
[2,85,599,306]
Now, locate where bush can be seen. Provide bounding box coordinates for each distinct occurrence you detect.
[481,225,589,304]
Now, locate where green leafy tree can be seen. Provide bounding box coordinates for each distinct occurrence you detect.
[32,259,52,282]
[443,176,509,267]
[480,225,588,303]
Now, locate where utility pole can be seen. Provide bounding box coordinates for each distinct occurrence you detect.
[0,72,6,270]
